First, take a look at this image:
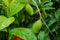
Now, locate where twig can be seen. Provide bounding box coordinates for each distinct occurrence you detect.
[32,0,54,36]
[32,0,41,20]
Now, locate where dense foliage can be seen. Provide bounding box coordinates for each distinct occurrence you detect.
[0,0,60,40]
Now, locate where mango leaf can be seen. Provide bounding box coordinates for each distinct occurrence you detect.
[0,16,15,30]
[8,4,25,17]
[7,0,26,17]
[38,31,50,40]
[0,16,7,25]
[9,28,37,40]
[0,0,3,6]
[1,28,7,32]
[48,19,57,27]
[55,8,60,19]
[44,2,53,6]
[41,0,51,4]
[3,0,9,6]
[42,2,54,10]
[25,4,34,16]
[52,26,59,32]
[32,19,42,33]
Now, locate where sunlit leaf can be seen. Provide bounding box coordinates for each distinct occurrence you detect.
[9,28,37,40]
[0,15,7,25]
[7,0,26,17]
[3,0,9,6]
[0,16,15,30]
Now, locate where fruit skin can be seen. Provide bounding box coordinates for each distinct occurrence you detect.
[25,4,34,16]
[13,36,24,40]
[32,20,42,33]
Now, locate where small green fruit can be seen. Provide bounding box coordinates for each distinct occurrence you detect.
[32,19,42,33]
[25,4,34,16]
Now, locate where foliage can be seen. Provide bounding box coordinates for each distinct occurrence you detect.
[0,0,60,40]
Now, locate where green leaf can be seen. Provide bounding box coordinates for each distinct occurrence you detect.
[9,28,37,40]
[0,0,3,6]
[3,0,9,6]
[38,31,50,40]
[48,19,57,27]
[32,19,42,33]
[25,4,34,16]
[41,0,51,4]
[7,0,25,17]
[42,2,54,10]
[55,8,60,19]
[1,28,7,32]
[44,2,53,6]
[0,16,15,30]
[0,16,7,25]
[52,26,59,32]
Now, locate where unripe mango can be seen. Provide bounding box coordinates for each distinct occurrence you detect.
[32,19,42,33]
[25,4,34,16]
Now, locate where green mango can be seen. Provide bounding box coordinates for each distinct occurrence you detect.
[25,4,34,16]
[32,19,42,33]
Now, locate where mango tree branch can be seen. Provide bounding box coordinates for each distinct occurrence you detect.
[32,0,54,36]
